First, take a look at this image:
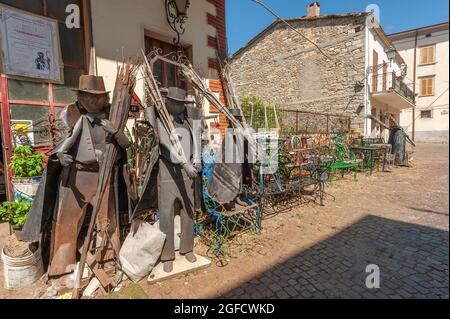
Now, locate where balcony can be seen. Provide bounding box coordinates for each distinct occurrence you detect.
[369,72,415,110]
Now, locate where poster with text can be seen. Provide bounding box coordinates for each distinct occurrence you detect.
[0,5,63,83]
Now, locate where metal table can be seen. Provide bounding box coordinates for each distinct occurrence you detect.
[350,146,380,175]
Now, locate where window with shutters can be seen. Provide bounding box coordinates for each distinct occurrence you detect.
[419,77,435,96]
[420,46,436,65]
[144,36,190,90]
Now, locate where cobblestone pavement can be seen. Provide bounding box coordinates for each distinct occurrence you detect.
[222,215,449,299]
[0,143,448,299]
[142,143,448,299]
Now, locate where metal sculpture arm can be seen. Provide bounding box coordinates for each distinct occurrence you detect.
[179,63,257,156]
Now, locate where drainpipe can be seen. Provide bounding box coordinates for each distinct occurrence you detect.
[412,30,418,141]
[364,24,370,138]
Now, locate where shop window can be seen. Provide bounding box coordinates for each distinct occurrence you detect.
[53,106,70,144]
[8,79,49,103]
[63,67,85,88]
[420,110,432,119]
[1,0,87,199]
[0,0,43,15]
[10,104,51,147]
[59,26,85,66]
[53,85,77,104]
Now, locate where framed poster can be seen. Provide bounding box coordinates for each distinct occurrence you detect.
[0,4,63,83]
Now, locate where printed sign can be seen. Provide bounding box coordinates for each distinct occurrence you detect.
[0,4,63,83]
[11,120,34,147]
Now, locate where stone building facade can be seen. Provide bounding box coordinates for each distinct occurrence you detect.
[229,5,414,137]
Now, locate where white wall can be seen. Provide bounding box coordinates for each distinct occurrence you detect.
[364,17,404,139]
[393,27,449,143]
[90,0,218,100]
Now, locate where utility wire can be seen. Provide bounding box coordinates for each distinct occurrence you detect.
[251,0,362,74]
[422,87,449,109]
[250,0,417,120]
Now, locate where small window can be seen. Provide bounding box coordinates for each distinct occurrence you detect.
[420,77,435,96]
[420,110,432,119]
[420,46,436,65]
[144,36,189,89]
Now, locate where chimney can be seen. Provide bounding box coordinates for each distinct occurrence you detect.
[307,2,320,18]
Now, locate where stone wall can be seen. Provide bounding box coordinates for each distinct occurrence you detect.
[229,15,368,131]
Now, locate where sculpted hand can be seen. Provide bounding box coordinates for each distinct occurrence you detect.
[56,153,74,167]
[182,163,198,179]
[100,119,118,134]
[194,162,202,172]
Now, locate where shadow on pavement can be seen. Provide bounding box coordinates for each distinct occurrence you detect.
[220,215,449,299]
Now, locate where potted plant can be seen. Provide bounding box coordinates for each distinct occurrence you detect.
[7,146,45,201]
[0,198,31,232]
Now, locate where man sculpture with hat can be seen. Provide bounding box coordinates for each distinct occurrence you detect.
[155,87,201,273]
[21,75,130,277]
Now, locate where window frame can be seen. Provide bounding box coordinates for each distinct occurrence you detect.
[0,0,88,200]
[144,36,188,90]
[419,76,435,97]
[419,45,436,66]
[420,110,433,119]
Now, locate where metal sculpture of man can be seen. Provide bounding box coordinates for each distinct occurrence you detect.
[155,87,200,273]
[21,75,130,277]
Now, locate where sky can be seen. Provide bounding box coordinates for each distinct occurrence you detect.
[226,0,450,55]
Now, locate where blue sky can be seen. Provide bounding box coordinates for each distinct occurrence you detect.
[226,0,449,55]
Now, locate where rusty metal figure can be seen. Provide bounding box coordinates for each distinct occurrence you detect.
[21,75,131,277]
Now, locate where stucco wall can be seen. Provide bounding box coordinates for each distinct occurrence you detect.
[90,0,219,99]
[365,21,404,140]
[229,15,369,132]
[391,26,449,143]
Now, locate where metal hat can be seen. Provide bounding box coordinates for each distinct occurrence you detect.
[73,75,110,95]
[166,87,186,102]
[185,95,196,104]
[230,108,243,118]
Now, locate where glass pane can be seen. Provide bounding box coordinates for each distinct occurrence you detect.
[62,67,84,88]
[47,0,81,21]
[8,79,48,102]
[53,106,70,145]
[59,25,84,65]
[53,84,76,104]
[153,61,164,86]
[10,104,51,147]
[167,63,176,88]
[0,0,44,15]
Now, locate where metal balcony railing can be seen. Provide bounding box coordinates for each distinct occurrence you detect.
[369,72,415,103]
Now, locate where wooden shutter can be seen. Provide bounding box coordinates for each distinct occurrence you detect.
[420,46,435,65]
[420,77,434,96]
[382,61,387,91]
[372,50,379,92]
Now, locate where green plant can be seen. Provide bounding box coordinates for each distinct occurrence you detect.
[8,146,45,178]
[241,96,282,131]
[0,198,31,227]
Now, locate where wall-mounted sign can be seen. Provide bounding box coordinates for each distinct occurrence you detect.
[0,4,63,83]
